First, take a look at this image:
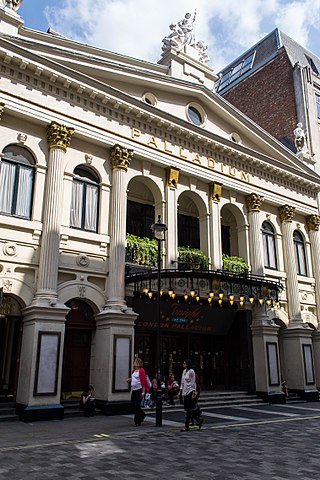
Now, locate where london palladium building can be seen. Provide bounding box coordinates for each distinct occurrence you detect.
[1,3,320,420]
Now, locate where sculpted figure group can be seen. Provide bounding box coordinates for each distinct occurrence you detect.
[162,11,209,64]
[1,0,22,11]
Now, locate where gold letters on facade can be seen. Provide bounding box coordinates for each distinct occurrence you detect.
[210,182,223,202]
[279,205,295,223]
[0,103,4,120]
[306,214,320,231]
[246,193,264,212]
[110,144,134,171]
[47,121,74,152]
[166,167,180,188]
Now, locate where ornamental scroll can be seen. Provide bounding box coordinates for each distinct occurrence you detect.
[47,121,74,153]
[246,193,264,212]
[306,215,320,232]
[110,144,134,171]
[278,205,295,223]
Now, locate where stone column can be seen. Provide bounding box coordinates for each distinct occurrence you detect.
[94,144,137,408]
[34,121,74,304]
[246,193,264,276]
[209,182,222,270]
[16,122,74,420]
[278,205,302,323]
[306,215,320,387]
[165,167,179,268]
[106,144,133,309]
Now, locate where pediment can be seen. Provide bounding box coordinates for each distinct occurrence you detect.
[1,27,320,188]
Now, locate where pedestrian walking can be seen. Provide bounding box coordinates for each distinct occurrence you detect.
[127,357,150,426]
[179,359,203,431]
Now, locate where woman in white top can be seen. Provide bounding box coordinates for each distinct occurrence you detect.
[180,359,203,431]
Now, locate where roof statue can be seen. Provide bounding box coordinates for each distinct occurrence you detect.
[294,122,309,156]
[161,11,210,65]
[1,0,22,11]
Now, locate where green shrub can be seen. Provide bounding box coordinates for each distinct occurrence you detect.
[126,234,158,266]
[178,246,209,269]
[222,254,249,274]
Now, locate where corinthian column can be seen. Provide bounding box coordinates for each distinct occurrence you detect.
[246,193,264,276]
[279,205,302,323]
[307,215,320,320]
[106,144,133,309]
[34,121,74,304]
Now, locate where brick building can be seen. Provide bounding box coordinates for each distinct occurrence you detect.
[217,29,320,174]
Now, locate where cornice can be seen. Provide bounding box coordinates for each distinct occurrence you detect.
[1,43,320,196]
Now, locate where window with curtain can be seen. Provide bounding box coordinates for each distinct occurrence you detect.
[70,165,99,232]
[293,230,307,276]
[262,221,277,269]
[0,145,35,219]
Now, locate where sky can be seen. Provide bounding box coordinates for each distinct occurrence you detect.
[18,0,320,72]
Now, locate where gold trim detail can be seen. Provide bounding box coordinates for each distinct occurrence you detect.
[306,215,320,231]
[110,144,133,171]
[47,121,74,152]
[246,193,264,212]
[166,167,180,188]
[279,205,295,223]
[210,182,223,202]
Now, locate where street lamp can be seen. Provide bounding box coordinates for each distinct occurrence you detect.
[151,215,167,427]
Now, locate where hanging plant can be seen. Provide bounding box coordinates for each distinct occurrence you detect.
[126,234,158,267]
[178,246,209,269]
[222,254,249,274]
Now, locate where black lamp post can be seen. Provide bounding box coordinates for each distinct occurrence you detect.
[151,215,167,427]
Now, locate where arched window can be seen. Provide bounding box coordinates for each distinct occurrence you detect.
[0,145,35,219]
[262,221,277,269]
[293,230,307,276]
[70,165,99,232]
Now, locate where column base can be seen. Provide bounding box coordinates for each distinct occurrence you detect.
[256,391,286,404]
[97,399,132,416]
[291,389,320,402]
[16,403,64,422]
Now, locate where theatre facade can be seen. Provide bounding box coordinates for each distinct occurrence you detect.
[1,4,320,420]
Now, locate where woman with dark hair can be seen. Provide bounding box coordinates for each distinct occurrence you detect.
[179,359,203,431]
[127,357,150,426]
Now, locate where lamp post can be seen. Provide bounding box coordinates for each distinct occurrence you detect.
[151,215,167,427]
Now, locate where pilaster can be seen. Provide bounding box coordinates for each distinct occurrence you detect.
[165,167,179,268]
[278,205,302,324]
[246,193,264,275]
[106,144,133,309]
[209,182,222,270]
[307,215,320,325]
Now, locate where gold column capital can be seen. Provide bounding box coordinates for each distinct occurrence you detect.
[0,103,4,120]
[279,205,295,223]
[166,167,180,188]
[307,214,320,231]
[110,144,133,171]
[246,193,264,212]
[47,121,74,152]
[210,182,223,202]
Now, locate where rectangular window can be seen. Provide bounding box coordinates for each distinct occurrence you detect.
[315,94,320,118]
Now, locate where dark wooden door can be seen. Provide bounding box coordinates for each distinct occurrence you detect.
[62,329,91,392]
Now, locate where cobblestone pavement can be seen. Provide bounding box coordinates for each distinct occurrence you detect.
[1,402,320,479]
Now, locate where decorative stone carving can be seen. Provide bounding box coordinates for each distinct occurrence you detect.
[246,193,264,212]
[307,215,320,231]
[79,285,86,297]
[3,242,17,256]
[2,279,12,292]
[162,12,196,51]
[110,144,133,171]
[279,205,296,223]
[294,122,308,155]
[47,121,74,152]
[1,0,22,11]
[17,132,27,143]
[76,255,89,267]
[0,103,4,120]
[195,41,210,64]
[85,154,93,165]
[166,167,180,188]
[210,182,223,202]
